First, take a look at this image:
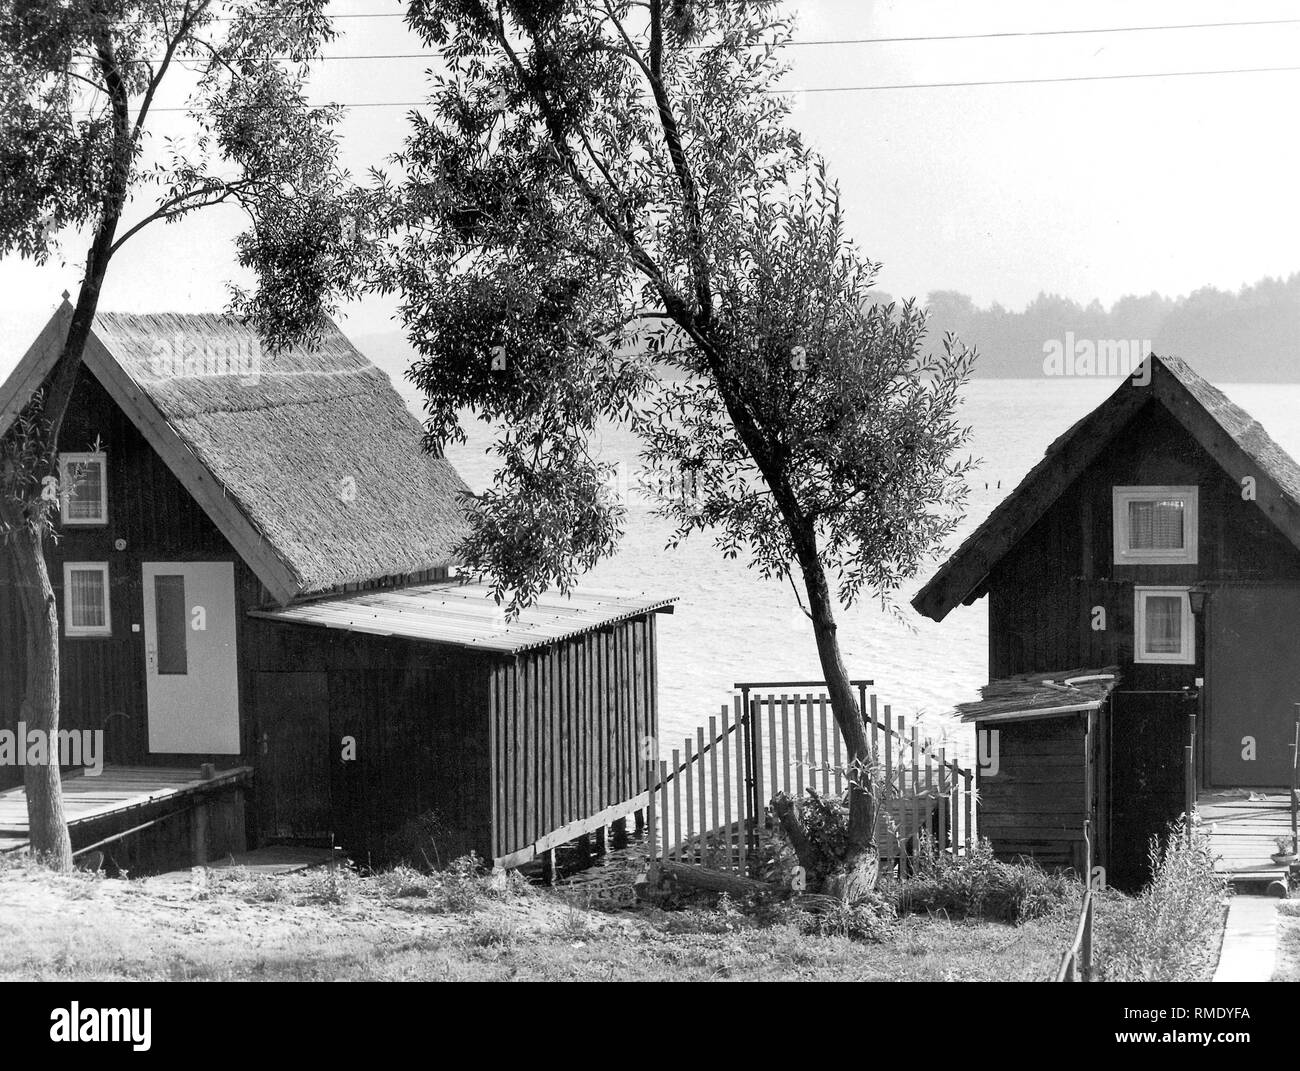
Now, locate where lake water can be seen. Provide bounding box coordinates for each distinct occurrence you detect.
[401,377,1300,769]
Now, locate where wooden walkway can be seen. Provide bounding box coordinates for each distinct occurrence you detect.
[1199,789,1296,886]
[0,765,251,855]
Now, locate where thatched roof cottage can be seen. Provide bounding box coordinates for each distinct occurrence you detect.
[0,300,673,869]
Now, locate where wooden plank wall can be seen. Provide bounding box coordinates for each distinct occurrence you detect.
[246,622,494,863]
[0,366,263,791]
[488,614,657,861]
[976,715,1088,870]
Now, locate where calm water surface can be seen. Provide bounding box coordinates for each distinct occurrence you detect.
[407,377,1300,767]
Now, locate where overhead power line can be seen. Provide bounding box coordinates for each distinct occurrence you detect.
[107,61,1300,113]
[69,14,1300,62]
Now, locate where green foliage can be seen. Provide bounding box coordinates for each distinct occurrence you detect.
[1095,823,1228,982]
[897,838,1077,924]
[381,0,977,617]
[0,1,353,352]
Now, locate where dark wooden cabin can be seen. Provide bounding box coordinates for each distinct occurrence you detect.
[915,355,1300,888]
[0,302,673,869]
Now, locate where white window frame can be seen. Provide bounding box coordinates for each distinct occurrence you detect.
[1134,585,1194,664]
[58,451,108,526]
[1112,485,1198,565]
[63,562,112,637]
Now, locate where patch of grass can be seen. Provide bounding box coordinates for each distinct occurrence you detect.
[465,917,518,951]
[1273,901,1300,981]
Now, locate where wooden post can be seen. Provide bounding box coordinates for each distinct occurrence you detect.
[734,695,748,872]
[780,696,791,795]
[938,748,948,854]
[709,715,720,855]
[819,696,830,795]
[613,816,628,848]
[672,747,682,861]
[753,698,766,857]
[542,848,557,885]
[768,696,778,809]
[595,825,607,856]
[697,725,708,861]
[721,705,733,868]
[191,801,209,867]
[1185,699,1197,845]
[1292,704,1300,855]
[684,738,695,865]
[793,696,805,799]
[659,759,670,866]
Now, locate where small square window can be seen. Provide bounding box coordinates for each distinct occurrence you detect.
[59,452,108,526]
[1113,486,1198,565]
[1134,586,1194,664]
[64,562,111,637]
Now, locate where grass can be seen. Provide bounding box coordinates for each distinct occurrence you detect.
[1272,900,1300,981]
[0,853,1073,982]
[0,831,1228,982]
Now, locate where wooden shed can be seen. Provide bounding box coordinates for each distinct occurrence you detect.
[0,302,673,869]
[954,669,1119,877]
[916,355,1300,888]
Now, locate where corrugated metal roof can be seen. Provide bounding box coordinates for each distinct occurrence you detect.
[957,668,1120,723]
[248,581,677,653]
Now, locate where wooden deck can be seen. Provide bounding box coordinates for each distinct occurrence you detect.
[0,765,251,856]
[1198,789,1297,884]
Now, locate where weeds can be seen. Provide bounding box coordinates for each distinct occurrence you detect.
[1094,822,1228,982]
[896,838,1076,924]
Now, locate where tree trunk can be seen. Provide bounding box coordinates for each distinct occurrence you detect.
[642,859,775,899]
[793,530,876,861]
[12,524,72,869]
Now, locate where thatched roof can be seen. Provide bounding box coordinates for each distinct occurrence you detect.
[956,668,1119,723]
[913,354,1300,621]
[251,580,677,654]
[1,303,471,603]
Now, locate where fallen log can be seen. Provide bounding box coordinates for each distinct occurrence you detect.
[642,859,776,899]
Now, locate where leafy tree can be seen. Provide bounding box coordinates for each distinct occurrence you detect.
[382,0,976,883]
[0,0,353,868]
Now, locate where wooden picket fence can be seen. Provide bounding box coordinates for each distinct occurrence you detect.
[645,680,975,877]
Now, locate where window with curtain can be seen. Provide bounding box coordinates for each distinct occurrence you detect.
[1144,594,1183,653]
[64,563,111,636]
[59,452,108,525]
[1135,587,1193,663]
[1113,486,1198,564]
[1128,499,1185,550]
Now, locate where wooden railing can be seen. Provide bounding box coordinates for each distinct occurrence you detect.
[645,680,976,875]
[1056,820,1097,982]
[1056,884,1095,982]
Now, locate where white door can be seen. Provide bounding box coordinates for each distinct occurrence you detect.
[142,562,240,754]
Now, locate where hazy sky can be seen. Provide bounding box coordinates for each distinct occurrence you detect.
[4,0,1299,369]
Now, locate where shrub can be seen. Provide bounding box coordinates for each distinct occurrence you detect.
[1095,822,1228,982]
[799,890,896,943]
[897,838,1076,924]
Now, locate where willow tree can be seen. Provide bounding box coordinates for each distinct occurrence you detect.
[388,0,975,884]
[0,0,354,868]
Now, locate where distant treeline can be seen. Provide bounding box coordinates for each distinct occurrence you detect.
[902,273,1300,381]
